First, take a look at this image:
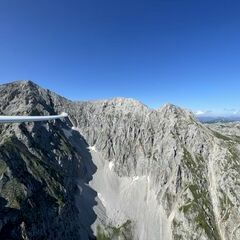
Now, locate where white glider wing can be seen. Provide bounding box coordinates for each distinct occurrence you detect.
[0,112,68,123]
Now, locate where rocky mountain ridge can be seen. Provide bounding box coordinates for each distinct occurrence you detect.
[0,80,240,240]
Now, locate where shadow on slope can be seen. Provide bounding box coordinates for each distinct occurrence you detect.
[64,122,98,240]
[0,119,98,240]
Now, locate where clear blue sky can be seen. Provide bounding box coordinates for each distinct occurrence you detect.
[0,0,240,115]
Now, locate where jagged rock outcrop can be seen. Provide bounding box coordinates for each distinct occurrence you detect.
[1,80,240,240]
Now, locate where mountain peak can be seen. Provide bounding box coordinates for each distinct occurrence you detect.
[16,79,33,84]
[86,97,150,115]
[0,80,41,91]
[108,97,148,108]
[161,103,179,110]
[16,80,41,88]
[5,79,34,85]
[158,103,196,121]
[159,103,183,114]
[89,97,147,107]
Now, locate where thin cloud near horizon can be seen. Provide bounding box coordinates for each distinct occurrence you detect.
[194,109,240,117]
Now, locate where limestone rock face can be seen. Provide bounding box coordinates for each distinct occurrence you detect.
[1,80,240,240]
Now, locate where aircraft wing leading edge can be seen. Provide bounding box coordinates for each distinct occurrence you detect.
[0,112,68,123]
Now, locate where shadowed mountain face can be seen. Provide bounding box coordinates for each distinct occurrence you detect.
[0,81,97,240]
[1,80,240,240]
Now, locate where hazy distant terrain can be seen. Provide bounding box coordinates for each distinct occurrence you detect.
[198,116,240,123]
[1,80,240,240]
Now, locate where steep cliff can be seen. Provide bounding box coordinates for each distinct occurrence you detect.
[1,80,240,240]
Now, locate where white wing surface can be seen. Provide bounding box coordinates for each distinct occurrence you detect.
[0,112,68,123]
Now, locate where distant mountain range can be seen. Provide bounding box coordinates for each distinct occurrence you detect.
[198,115,240,123]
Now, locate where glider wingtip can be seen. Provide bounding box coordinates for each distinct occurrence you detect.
[60,112,68,117]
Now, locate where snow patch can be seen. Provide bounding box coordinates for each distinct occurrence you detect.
[88,145,97,152]
[71,126,82,134]
[97,193,106,207]
[133,176,139,182]
[109,161,114,171]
